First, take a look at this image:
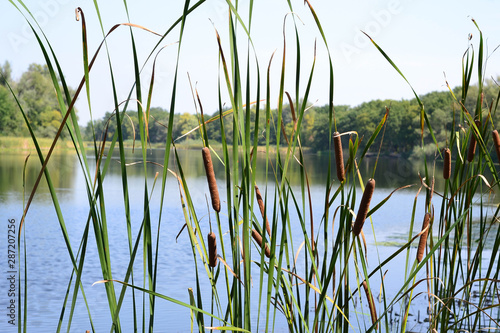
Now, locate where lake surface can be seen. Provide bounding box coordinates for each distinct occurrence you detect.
[0,148,497,332]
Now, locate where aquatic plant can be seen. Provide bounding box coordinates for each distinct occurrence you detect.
[8,1,500,332]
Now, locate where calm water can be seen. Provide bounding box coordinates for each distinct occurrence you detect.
[0,149,497,332]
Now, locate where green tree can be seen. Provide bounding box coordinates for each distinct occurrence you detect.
[148,107,169,143]
[0,61,21,135]
[16,63,75,138]
[0,85,21,135]
[0,61,12,86]
[309,111,331,151]
[177,112,199,141]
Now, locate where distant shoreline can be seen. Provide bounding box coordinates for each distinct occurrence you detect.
[1,136,413,158]
[0,136,311,154]
[0,136,74,152]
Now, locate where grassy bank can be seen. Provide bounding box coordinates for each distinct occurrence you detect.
[0,136,74,152]
[0,136,312,155]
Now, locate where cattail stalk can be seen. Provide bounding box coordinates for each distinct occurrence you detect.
[467,120,481,162]
[333,132,345,182]
[443,148,451,180]
[417,213,431,263]
[202,147,220,212]
[428,177,435,210]
[493,130,500,164]
[251,229,271,258]
[353,178,375,236]
[255,185,271,236]
[362,281,378,329]
[207,232,217,267]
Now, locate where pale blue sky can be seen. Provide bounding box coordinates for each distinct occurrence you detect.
[2,0,500,126]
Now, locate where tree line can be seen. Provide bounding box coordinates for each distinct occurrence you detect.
[84,82,499,156]
[1,62,498,155]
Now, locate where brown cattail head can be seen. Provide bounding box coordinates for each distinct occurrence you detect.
[251,229,271,258]
[333,132,345,182]
[467,120,481,162]
[352,178,376,236]
[362,281,378,329]
[417,213,431,263]
[443,148,451,180]
[492,130,500,164]
[255,185,271,236]
[202,147,220,212]
[207,232,217,267]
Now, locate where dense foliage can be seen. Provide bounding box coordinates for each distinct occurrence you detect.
[0,61,75,138]
[2,60,499,155]
[83,78,500,156]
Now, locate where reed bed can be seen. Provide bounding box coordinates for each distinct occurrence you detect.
[9,1,500,332]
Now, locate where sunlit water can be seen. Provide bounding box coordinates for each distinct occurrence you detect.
[0,149,498,332]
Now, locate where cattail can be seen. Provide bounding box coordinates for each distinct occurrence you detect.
[202,147,220,212]
[492,130,500,164]
[207,232,217,267]
[467,120,481,162]
[255,185,271,236]
[443,148,451,180]
[333,132,345,182]
[251,229,271,258]
[352,178,375,236]
[362,281,378,329]
[417,213,431,263]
